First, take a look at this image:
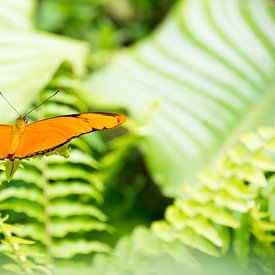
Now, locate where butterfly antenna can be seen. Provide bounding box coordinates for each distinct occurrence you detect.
[24,90,60,118]
[0,92,22,117]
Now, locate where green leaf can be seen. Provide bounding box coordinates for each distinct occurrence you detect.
[0,30,88,122]
[82,0,275,195]
[0,1,88,123]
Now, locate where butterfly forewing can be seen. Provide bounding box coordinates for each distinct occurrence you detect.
[12,112,126,159]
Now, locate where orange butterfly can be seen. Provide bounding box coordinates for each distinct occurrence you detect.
[0,92,126,161]
[0,112,126,161]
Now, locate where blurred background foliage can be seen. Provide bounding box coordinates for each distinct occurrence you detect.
[0,0,274,274]
[37,0,177,69]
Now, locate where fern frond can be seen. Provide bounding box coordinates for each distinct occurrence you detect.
[152,126,275,270]
[0,90,113,266]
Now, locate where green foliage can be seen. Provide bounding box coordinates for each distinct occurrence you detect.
[36,0,176,52]
[152,126,275,272]
[36,0,177,71]
[82,0,275,196]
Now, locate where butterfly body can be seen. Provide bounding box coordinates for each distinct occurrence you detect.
[8,117,27,158]
[0,112,126,161]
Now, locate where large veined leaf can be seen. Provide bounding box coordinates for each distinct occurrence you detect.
[0,0,88,122]
[82,0,275,196]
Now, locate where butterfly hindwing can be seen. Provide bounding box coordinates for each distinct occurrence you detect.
[12,112,126,159]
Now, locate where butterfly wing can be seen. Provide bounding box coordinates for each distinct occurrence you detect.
[0,125,13,160]
[13,112,126,159]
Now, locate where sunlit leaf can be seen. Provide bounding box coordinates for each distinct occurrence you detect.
[82,0,275,195]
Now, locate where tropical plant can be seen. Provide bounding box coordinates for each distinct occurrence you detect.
[0,0,274,274]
